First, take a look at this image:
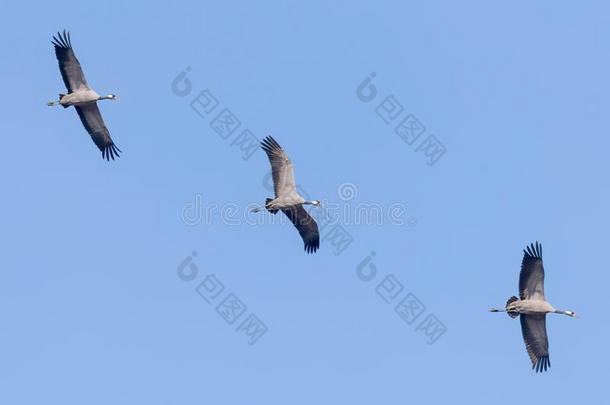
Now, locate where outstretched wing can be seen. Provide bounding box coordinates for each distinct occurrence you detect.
[281,205,319,254]
[519,241,545,300]
[261,136,296,198]
[520,314,550,372]
[74,103,121,160]
[52,30,89,93]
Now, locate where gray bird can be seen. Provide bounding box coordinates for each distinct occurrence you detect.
[490,242,577,372]
[47,30,121,160]
[252,136,321,253]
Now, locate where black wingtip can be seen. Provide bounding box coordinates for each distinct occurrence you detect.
[533,355,550,373]
[304,245,318,254]
[101,143,121,161]
[51,30,72,49]
[524,241,543,260]
[261,135,276,144]
[304,238,320,254]
[260,135,282,153]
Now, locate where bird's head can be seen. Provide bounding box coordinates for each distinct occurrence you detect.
[101,94,119,101]
[565,310,578,318]
[311,200,321,207]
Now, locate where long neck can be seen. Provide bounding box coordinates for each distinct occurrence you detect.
[554,309,569,315]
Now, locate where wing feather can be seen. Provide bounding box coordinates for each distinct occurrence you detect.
[520,314,550,372]
[261,136,296,197]
[52,30,89,92]
[74,103,121,161]
[519,241,545,300]
[281,205,319,254]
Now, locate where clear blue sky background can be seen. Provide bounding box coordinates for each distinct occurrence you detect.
[1,1,608,404]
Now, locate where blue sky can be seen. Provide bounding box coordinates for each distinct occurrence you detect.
[1,1,609,404]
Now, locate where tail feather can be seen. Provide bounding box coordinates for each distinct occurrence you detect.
[265,198,278,214]
[58,94,71,108]
[506,296,519,318]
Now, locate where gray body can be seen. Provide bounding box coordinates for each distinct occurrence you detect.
[57,89,102,107]
[490,242,576,373]
[48,30,121,160]
[254,136,321,254]
[506,298,555,315]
